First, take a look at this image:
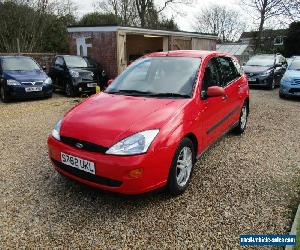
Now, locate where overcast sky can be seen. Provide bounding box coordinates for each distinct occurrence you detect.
[73,0,245,32]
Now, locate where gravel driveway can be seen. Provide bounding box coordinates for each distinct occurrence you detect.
[1,90,300,249]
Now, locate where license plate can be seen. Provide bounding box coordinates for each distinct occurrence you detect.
[25,87,42,92]
[87,83,97,88]
[248,77,256,82]
[61,152,95,175]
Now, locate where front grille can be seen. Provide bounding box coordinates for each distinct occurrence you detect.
[52,159,122,187]
[245,72,259,77]
[60,136,108,154]
[289,88,300,93]
[22,81,44,86]
[293,79,300,85]
[79,72,94,81]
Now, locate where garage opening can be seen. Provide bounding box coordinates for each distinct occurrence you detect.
[126,34,167,63]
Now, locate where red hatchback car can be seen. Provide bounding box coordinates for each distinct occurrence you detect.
[48,50,249,195]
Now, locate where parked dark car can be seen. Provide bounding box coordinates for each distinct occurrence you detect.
[49,55,108,97]
[243,54,287,89]
[0,56,53,102]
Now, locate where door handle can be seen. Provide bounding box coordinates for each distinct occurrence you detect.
[222,95,228,100]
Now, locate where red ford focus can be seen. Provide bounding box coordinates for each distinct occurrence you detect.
[48,50,249,195]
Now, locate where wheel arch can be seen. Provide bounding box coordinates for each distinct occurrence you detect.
[184,132,198,157]
[244,97,250,115]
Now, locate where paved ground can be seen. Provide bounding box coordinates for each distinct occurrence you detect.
[0,90,300,249]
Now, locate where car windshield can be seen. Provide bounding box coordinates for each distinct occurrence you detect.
[288,59,300,71]
[64,56,88,68]
[246,55,275,67]
[83,57,97,68]
[2,57,40,71]
[105,57,201,98]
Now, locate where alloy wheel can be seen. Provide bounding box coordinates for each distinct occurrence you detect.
[240,105,247,130]
[176,147,193,187]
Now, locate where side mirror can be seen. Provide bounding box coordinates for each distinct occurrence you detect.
[206,86,225,98]
[107,79,113,85]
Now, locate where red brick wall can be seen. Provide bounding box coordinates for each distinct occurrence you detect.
[69,32,118,79]
[0,53,56,71]
[92,32,118,79]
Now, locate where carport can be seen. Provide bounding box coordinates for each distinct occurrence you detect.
[67,25,218,78]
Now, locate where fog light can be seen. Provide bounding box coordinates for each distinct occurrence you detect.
[128,168,143,178]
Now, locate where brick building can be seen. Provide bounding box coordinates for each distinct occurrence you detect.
[67,25,218,78]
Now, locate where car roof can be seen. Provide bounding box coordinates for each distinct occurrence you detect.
[145,50,229,59]
[0,55,33,59]
[57,55,83,58]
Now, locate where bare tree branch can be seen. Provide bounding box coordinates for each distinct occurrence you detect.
[193,4,246,42]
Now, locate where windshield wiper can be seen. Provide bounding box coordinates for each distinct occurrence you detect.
[148,92,191,98]
[106,89,153,95]
[106,90,191,98]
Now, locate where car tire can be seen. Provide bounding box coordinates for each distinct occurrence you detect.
[167,138,195,196]
[232,102,248,135]
[0,85,10,103]
[279,92,286,99]
[65,82,75,97]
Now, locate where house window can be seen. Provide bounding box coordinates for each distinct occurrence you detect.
[274,36,284,46]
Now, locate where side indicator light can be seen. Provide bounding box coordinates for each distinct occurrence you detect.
[128,168,143,178]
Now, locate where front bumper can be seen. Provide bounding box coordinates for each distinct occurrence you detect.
[279,84,300,97]
[247,75,273,87]
[48,136,173,195]
[73,78,99,94]
[7,84,53,99]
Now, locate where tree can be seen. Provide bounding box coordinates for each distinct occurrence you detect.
[94,0,137,26]
[78,12,121,26]
[193,4,246,42]
[157,17,179,31]
[284,21,300,57]
[0,1,43,52]
[95,0,189,28]
[42,14,76,53]
[0,0,76,53]
[135,0,190,28]
[241,0,299,50]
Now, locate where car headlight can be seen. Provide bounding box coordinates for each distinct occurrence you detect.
[261,69,273,77]
[106,129,159,155]
[44,77,52,85]
[7,79,20,86]
[70,70,79,78]
[51,119,63,141]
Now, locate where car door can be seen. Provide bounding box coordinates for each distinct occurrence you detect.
[199,57,230,147]
[50,57,66,89]
[216,56,242,129]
